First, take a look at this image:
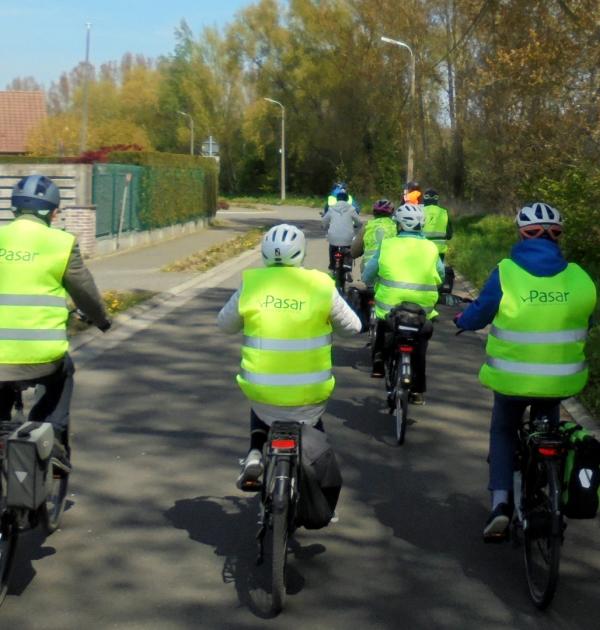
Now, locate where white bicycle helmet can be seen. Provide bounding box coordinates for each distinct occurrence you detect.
[394,203,424,232]
[261,223,306,267]
[516,202,562,228]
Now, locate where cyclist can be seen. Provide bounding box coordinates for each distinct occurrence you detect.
[454,202,597,541]
[217,223,361,488]
[0,175,111,470]
[403,181,423,205]
[363,204,444,399]
[422,189,453,261]
[350,198,397,276]
[324,182,360,214]
[322,190,361,281]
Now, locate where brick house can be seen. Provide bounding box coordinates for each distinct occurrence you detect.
[0,91,47,154]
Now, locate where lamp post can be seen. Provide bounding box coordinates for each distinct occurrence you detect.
[79,22,92,154]
[264,97,286,201]
[177,110,195,155]
[381,36,416,184]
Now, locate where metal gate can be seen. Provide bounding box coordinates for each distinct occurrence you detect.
[92,164,142,237]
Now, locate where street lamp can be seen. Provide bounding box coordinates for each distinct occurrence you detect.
[264,97,286,201]
[79,22,92,153]
[177,110,195,155]
[381,36,416,184]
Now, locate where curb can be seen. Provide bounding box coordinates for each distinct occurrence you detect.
[453,271,599,431]
[70,244,261,355]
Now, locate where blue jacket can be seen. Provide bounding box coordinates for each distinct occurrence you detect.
[456,239,569,330]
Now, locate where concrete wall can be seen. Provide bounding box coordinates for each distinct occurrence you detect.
[0,163,93,224]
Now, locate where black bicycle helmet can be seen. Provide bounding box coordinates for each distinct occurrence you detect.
[423,189,439,205]
[11,175,60,215]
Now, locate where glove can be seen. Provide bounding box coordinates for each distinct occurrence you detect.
[453,312,463,327]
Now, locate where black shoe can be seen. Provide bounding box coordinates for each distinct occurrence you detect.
[371,360,385,378]
[483,503,511,542]
[409,392,425,405]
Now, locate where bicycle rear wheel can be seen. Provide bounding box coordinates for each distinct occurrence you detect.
[269,498,289,614]
[41,465,69,534]
[0,512,18,606]
[395,385,408,445]
[523,458,562,609]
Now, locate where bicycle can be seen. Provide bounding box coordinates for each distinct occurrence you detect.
[0,386,70,606]
[512,407,566,609]
[256,422,302,615]
[383,302,428,445]
[330,246,352,296]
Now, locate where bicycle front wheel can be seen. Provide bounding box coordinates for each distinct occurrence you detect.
[523,458,562,609]
[0,512,18,607]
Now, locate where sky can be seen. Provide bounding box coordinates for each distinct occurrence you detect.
[0,0,252,89]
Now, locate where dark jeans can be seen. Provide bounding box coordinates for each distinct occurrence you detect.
[489,392,561,491]
[250,409,325,452]
[0,355,75,442]
[372,318,433,393]
[328,245,352,271]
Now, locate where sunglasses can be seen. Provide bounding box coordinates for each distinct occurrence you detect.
[519,225,562,241]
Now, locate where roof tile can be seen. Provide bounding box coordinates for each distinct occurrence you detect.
[0,91,47,153]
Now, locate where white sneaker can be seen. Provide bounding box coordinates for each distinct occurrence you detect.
[236,449,263,490]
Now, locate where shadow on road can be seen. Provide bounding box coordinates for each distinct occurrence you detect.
[164,495,326,619]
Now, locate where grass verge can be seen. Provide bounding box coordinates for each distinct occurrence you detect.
[448,214,600,421]
[162,228,264,272]
[68,289,156,335]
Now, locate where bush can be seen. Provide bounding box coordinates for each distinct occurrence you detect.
[107,151,219,228]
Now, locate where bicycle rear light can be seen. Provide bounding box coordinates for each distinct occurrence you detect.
[399,345,414,353]
[537,445,563,457]
[271,439,296,450]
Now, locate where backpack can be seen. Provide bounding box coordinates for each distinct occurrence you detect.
[559,421,600,519]
[294,424,342,530]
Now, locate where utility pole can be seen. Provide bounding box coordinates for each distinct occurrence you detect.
[264,98,286,201]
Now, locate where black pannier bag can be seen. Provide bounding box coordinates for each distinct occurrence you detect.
[384,302,428,349]
[559,421,600,519]
[295,424,342,529]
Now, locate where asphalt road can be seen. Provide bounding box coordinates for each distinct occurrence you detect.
[2,207,599,629]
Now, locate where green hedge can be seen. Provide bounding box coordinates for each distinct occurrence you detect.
[108,152,218,229]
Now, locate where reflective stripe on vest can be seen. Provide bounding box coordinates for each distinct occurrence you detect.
[486,357,586,377]
[479,258,597,398]
[377,278,439,292]
[243,334,332,351]
[237,267,335,406]
[490,325,588,344]
[0,329,68,341]
[0,219,73,365]
[374,237,441,320]
[375,299,433,314]
[0,294,67,308]
[240,369,332,386]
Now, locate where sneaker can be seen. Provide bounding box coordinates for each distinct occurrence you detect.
[409,392,425,405]
[483,503,511,542]
[236,449,263,491]
[371,360,385,378]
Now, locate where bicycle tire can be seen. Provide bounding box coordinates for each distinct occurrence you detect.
[523,458,562,609]
[395,387,408,445]
[270,497,289,614]
[0,512,18,607]
[41,466,69,534]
